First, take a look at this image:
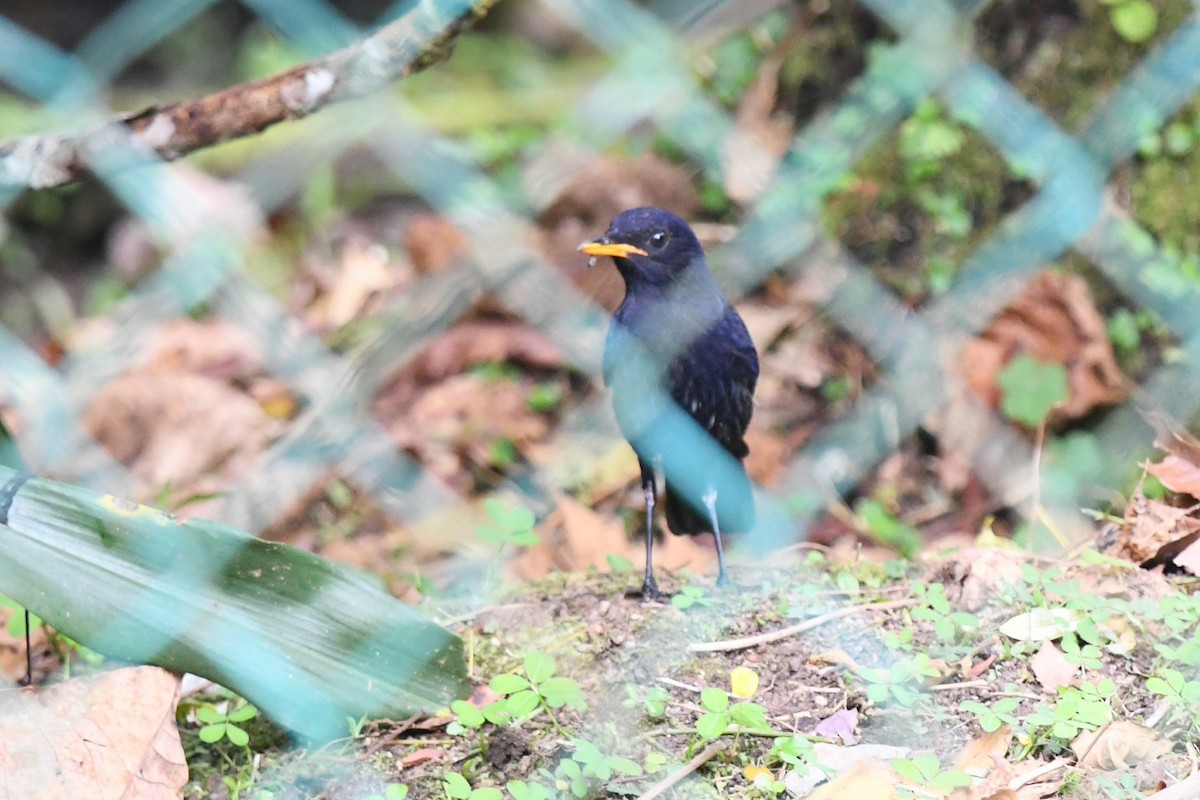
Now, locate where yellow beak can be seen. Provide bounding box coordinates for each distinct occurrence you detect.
[577,241,648,258]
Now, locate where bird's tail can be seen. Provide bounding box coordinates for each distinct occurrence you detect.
[663,465,756,535]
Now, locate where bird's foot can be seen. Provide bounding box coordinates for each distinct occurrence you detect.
[636,577,671,603]
[715,570,737,591]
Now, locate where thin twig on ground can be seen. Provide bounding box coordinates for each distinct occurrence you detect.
[688,598,916,653]
[635,741,726,800]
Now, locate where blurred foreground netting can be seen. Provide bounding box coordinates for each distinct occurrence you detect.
[4,0,1200,793]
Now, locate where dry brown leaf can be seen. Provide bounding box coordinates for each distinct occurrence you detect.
[1114,489,1200,565]
[1144,409,1200,466]
[1146,455,1200,499]
[383,373,553,491]
[84,371,281,504]
[0,666,186,799]
[145,318,263,381]
[803,759,904,800]
[743,425,788,488]
[1030,641,1077,693]
[948,760,1020,800]
[960,271,1128,425]
[1071,721,1173,770]
[940,548,1027,612]
[405,213,468,274]
[810,649,863,671]
[407,320,563,384]
[400,747,447,769]
[954,725,1014,773]
[511,495,715,581]
[306,239,398,329]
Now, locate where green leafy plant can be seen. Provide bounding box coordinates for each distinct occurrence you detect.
[506,780,556,800]
[671,585,713,610]
[644,686,669,717]
[1140,593,1200,637]
[489,437,518,469]
[997,355,1068,427]
[898,99,965,179]
[605,553,634,573]
[1024,680,1115,750]
[1001,563,1074,609]
[346,713,369,739]
[526,383,563,413]
[1060,631,1104,671]
[833,569,861,597]
[881,627,915,652]
[447,695,512,752]
[911,583,979,642]
[1146,668,1200,729]
[365,784,410,800]
[960,698,1021,733]
[197,700,258,747]
[1107,308,1141,353]
[1103,0,1158,43]
[1155,638,1200,667]
[623,684,669,718]
[892,754,972,796]
[555,739,643,798]
[695,686,771,740]
[857,654,940,707]
[478,499,539,553]
[767,734,823,778]
[855,498,921,559]
[1094,771,1150,800]
[488,651,587,735]
[443,772,502,800]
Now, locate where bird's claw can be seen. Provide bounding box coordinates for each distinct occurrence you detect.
[640,579,671,603]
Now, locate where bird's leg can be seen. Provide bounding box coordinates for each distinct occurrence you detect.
[640,461,668,601]
[703,487,729,587]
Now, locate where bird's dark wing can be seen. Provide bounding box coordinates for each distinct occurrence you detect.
[663,306,758,534]
[666,306,758,458]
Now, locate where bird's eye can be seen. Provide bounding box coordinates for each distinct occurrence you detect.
[649,231,669,249]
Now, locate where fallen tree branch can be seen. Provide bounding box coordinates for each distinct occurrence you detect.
[0,0,499,191]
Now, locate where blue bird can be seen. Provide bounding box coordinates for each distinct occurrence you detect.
[579,207,759,600]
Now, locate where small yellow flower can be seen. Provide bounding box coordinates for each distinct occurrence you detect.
[730,666,759,698]
[743,765,770,782]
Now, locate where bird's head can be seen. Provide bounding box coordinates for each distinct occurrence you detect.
[578,207,705,288]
